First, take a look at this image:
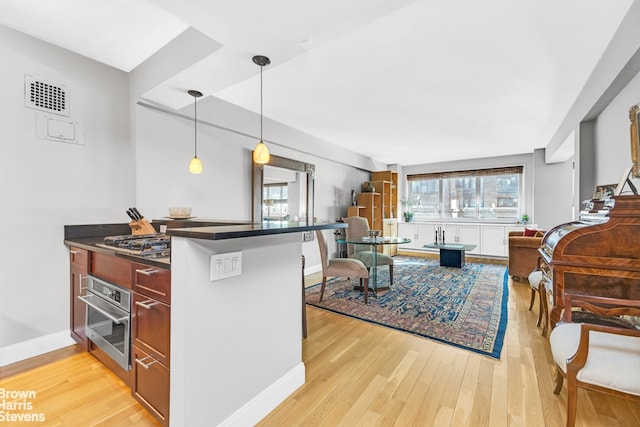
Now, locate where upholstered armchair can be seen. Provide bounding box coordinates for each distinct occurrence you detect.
[549,293,640,427]
[507,229,544,280]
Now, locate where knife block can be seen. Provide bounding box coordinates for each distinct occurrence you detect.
[129,219,157,235]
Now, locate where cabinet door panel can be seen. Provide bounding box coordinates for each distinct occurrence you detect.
[416,224,436,249]
[456,225,480,253]
[132,263,171,304]
[132,292,170,367]
[397,223,416,249]
[91,252,132,288]
[69,247,89,348]
[132,346,169,426]
[481,226,506,256]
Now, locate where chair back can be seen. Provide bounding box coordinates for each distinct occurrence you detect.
[315,230,329,274]
[345,216,370,256]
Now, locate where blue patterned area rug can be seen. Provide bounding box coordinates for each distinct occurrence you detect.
[305,256,508,359]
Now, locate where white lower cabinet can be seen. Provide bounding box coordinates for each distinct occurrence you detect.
[397,222,524,258]
[481,226,507,256]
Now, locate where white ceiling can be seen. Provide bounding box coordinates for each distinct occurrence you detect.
[0,0,633,166]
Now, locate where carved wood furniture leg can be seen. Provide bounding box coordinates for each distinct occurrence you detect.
[529,287,536,311]
[553,367,564,395]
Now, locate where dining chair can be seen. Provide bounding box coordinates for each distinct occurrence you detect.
[315,230,371,304]
[344,216,394,287]
[549,293,640,427]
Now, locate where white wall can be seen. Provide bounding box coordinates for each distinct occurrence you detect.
[0,25,132,351]
[134,98,370,269]
[532,149,574,230]
[594,70,640,190]
[0,22,375,359]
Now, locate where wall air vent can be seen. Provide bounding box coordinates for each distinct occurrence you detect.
[24,75,70,116]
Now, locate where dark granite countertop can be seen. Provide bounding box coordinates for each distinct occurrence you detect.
[166,221,346,240]
[64,220,346,268]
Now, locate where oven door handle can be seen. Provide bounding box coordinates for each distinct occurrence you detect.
[77,295,129,324]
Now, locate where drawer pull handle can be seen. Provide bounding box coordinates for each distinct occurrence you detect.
[136,268,158,276]
[135,356,158,370]
[135,299,159,309]
[70,250,80,255]
[78,274,88,293]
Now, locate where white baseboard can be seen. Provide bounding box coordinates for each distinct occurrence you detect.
[304,263,322,275]
[0,330,75,367]
[218,362,305,427]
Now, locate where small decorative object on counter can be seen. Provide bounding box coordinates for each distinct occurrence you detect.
[521,213,529,224]
[403,211,414,222]
[169,207,192,219]
[351,189,357,206]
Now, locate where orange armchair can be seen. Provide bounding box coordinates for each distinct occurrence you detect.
[508,230,544,280]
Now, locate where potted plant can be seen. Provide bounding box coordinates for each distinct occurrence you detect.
[403,211,414,222]
[521,213,529,224]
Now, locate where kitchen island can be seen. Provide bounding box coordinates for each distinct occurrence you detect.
[166,221,345,426]
[65,220,346,426]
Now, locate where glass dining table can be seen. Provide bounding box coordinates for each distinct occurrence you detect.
[337,236,411,294]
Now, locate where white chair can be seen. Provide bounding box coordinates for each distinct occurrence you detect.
[315,230,371,303]
[549,293,640,427]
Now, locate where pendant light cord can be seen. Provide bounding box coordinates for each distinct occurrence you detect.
[194,93,198,157]
[260,64,263,141]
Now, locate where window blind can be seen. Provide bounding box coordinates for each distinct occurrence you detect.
[407,166,523,181]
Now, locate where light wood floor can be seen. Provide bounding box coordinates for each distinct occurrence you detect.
[2,269,639,426]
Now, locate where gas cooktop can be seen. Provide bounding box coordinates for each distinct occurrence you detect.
[97,233,170,259]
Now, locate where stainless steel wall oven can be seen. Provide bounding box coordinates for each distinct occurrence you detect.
[78,275,131,370]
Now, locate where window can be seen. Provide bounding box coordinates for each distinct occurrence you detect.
[263,183,289,220]
[407,166,523,221]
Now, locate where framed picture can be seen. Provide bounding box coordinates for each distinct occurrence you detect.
[630,103,640,178]
[593,183,617,199]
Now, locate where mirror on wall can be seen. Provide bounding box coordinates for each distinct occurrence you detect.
[252,154,315,223]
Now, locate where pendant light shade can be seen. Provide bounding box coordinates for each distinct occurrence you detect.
[252,55,271,164]
[188,89,203,174]
[189,155,203,174]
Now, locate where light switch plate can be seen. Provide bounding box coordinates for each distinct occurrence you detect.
[210,251,242,281]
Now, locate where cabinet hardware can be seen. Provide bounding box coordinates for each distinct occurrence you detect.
[78,274,87,293]
[70,250,80,255]
[77,295,128,324]
[135,300,159,309]
[135,355,158,370]
[136,268,158,276]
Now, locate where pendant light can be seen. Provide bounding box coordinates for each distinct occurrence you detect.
[252,55,271,164]
[188,89,203,174]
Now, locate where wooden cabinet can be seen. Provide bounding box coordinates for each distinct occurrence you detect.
[91,252,132,288]
[371,170,398,219]
[69,246,90,349]
[131,262,171,426]
[356,192,382,231]
[349,171,400,256]
[132,345,170,426]
[382,219,398,256]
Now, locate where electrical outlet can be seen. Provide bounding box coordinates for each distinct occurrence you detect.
[210,251,242,281]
